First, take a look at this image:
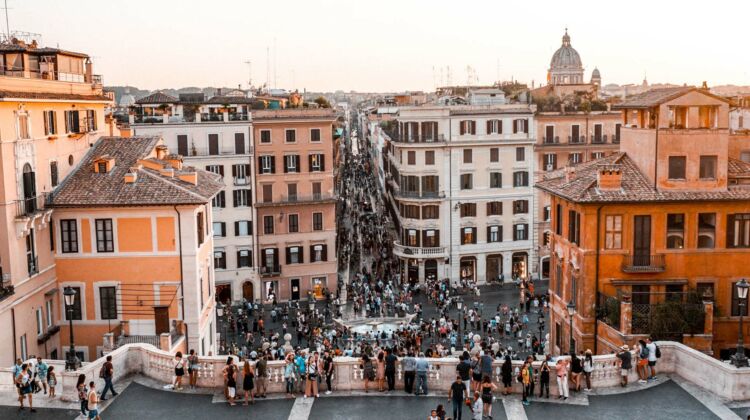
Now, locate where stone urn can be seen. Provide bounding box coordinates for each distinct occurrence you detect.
[282,333,294,355]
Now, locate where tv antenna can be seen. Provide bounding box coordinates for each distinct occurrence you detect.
[244,60,252,89]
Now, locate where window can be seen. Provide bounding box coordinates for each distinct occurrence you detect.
[214,249,226,269]
[45,300,53,328]
[571,124,581,142]
[544,154,557,171]
[263,215,275,234]
[544,206,551,222]
[312,182,322,199]
[513,200,528,214]
[697,213,716,249]
[421,176,438,195]
[64,110,80,134]
[263,248,278,272]
[513,223,529,241]
[487,225,502,243]
[459,120,476,135]
[605,215,622,249]
[486,202,503,216]
[95,219,114,252]
[287,183,297,201]
[461,227,476,244]
[285,129,296,143]
[487,119,502,134]
[697,282,714,301]
[259,155,275,174]
[490,148,499,163]
[310,128,321,142]
[85,110,97,132]
[460,173,473,190]
[288,214,299,233]
[233,189,251,207]
[516,147,525,162]
[262,184,273,203]
[237,249,252,268]
[235,220,252,236]
[196,213,204,245]
[567,210,580,245]
[284,155,300,173]
[26,229,36,275]
[260,130,271,143]
[425,150,435,165]
[728,214,750,248]
[512,119,528,134]
[668,156,686,179]
[666,214,685,249]
[18,113,30,139]
[212,191,226,208]
[732,281,750,317]
[422,205,439,219]
[66,287,82,320]
[47,160,58,187]
[177,135,189,156]
[591,152,605,160]
[555,262,563,296]
[310,153,324,172]
[569,153,582,165]
[313,212,323,231]
[460,203,476,217]
[213,222,226,237]
[615,123,622,142]
[405,229,419,247]
[43,110,57,135]
[699,156,717,179]
[401,205,420,219]
[232,164,250,183]
[286,246,303,264]
[310,244,327,262]
[205,164,224,177]
[100,286,117,320]
[234,132,245,154]
[408,151,416,165]
[490,172,502,188]
[513,171,529,187]
[60,219,78,253]
[555,204,563,235]
[463,149,472,164]
[36,308,43,336]
[208,134,219,155]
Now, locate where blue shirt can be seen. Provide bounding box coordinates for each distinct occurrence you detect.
[295,356,306,374]
[415,358,429,373]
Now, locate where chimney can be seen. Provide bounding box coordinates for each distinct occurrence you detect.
[159,166,175,178]
[177,171,198,185]
[165,154,183,170]
[123,170,138,183]
[155,145,168,160]
[565,166,576,182]
[597,164,622,191]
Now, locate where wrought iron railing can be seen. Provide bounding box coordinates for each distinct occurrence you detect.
[15,193,51,218]
[621,254,666,273]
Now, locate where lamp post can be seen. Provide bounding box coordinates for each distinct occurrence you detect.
[566,301,576,355]
[63,287,80,371]
[217,304,226,348]
[457,299,463,349]
[732,279,749,368]
[537,312,545,355]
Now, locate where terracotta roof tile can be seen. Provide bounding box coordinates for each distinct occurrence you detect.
[135,91,178,104]
[612,87,693,109]
[0,90,111,102]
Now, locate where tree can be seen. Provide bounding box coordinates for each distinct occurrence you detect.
[314,96,331,109]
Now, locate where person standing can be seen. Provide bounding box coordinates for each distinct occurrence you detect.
[539,358,550,398]
[362,354,375,393]
[582,350,594,391]
[323,350,334,395]
[471,391,483,420]
[47,366,57,398]
[224,357,237,406]
[187,349,199,389]
[385,348,397,392]
[617,345,632,388]
[556,358,569,400]
[480,376,497,418]
[456,353,472,396]
[448,375,468,420]
[646,338,658,381]
[87,381,100,420]
[305,352,320,398]
[255,353,268,398]
[35,356,49,394]
[76,374,88,417]
[284,353,296,398]
[500,355,513,395]
[415,352,430,396]
[173,351,185,391]
[375,351,386,392]
[402,351,416,394]
[242,359,255,406]
[15,363,35,412]
[521,360,531,406]
[570,352,583,392]
[99,355,117,400]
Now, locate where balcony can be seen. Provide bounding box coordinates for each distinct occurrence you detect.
[569,135,586,144]
[393,241,447,259]
[260,265,281,277]
[393,189,445,200]
[200,113,224,122]
[15,194,51,219]
[621,254,666,273]
[0,280,14,303]
[388,134,446,144]
[228,113,249,121]
[133,114,166,124]
[255,193,336,207]
[591,134,607,144]
[542,136,559,144]
[233,177,251,186]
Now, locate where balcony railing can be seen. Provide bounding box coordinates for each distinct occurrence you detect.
[229,113,249,121]
[133,115,165,124]
[15,193,51,218]
[260,265,281,277]
[388,134,446,144]
[591,134,607,144]
[201,113,224,122]
[393,241,447,258]
[393,190,445,200]
[612,135,620,144]
[233,177,251,186]
[569,135,586,144]
[621,254,666,273]
[542,136,559,144]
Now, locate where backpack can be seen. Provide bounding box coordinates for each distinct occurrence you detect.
[655,345,661,359]
[99,364,107,378]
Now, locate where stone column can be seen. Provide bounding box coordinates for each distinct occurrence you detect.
[223,111,229,122]
[418,261,425,283]
[703,300,714,336]
[620,294,632,336]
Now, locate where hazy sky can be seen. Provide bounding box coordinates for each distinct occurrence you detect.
[10,0,750,92]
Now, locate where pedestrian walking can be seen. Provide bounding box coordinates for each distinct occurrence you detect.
[15,363,35,412]
[87,381,101,420]
[480,375,497,417]
[448,375,469,420]
[99,355,118,400]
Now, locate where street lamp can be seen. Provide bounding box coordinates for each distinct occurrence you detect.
[456,299,463,348]
[63,287,80,371]
[537,313,545,354]
[732,279,749,368]
[566,301,576,355]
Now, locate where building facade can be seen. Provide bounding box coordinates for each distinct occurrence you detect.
[50,137,224,359]
[131,92,257,304]
[537,87,750,357]
[252,110,338,302]
[380,101,536,285]
[0,40,116,365]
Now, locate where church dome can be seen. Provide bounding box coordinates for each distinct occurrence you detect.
[119,88,135,107]
[591,67,600,78]
[550,30,582,70]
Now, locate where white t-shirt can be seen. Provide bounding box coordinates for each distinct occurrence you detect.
[646,343,657,362]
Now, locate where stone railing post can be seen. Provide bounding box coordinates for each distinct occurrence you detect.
[703,300,714,336]
[102,333,114,355]
[620,294,632,335]
[160,333,172,352]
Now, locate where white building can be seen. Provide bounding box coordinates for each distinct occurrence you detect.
[131,92,258,304]
[377,102,536,285]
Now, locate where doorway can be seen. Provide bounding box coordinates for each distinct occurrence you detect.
[424,259,437,282]
[633,215,652,266]
[22,163,36,214]
[242,281,254,301]
[486,254,503,283]
[459,257,476,283]
[216,284,232,304]
[541,257,550,279]
[512,252,528,279]
[312,277,326,299]
[291,278,300,300]
[154,306,170,335]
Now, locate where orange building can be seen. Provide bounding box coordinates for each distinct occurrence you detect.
[537,87,750,358]
[252,110,338,302]
[49,136,224,359]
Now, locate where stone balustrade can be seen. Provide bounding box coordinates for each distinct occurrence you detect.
[3,341,750,402]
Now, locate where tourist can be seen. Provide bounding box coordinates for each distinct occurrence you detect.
[88,381,100,419]
[173,351,185,391]
[582,349,594,391]
[223,357,237,406]
[284,353,296,398]
[456,352,472,396]
[617,344,632,388]
[570,351,583,392]
[448,375,468,420]
[501,355,513,395]
[242,359,255,405]
[99,355,118,400]
[15,363,34,412]
[255,353,268,398]
[556,357,569,400]
[305,351,320,398]
[323,350,335,395]
[636,340,649,383]
[187,349,199,389]
[646,337,658,380]
[35,356,49,394]
[415,352,430,395]
[471,391,483,420]
[47,366,57,398]
[402,351,416,393]
[480,375,497,417]
[521,360,531,406]
[362,354,375,393]
[539,358,550,398]
[428,409,439,420]
[375,350,386,392]
[77,374,88,417]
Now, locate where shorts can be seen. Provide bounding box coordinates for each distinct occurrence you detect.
[175,367,185,377]
[648,361,656,367]
[88,409,99,419]
[228,386,236,398]
[638,359,648,367]
[621,369,629,377]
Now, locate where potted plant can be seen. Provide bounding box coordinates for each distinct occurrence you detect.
[157,103,171,115]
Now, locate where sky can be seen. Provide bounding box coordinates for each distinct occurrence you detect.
[8,0,750,92]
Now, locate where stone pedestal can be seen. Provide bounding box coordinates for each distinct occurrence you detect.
[102,333,114,355]
[160,333,171,352]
